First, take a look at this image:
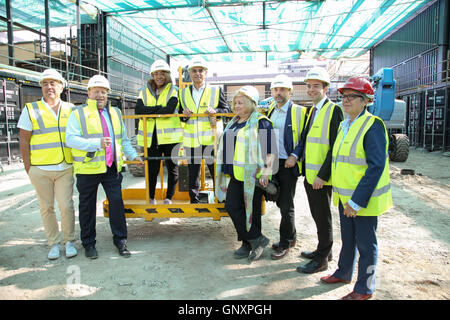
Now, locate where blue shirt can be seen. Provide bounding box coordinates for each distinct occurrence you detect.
[271,101,290,159]
[66,106,138,160]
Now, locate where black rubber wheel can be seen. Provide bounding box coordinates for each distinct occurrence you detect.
[389,134,409,162]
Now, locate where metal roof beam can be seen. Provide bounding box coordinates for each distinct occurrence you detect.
[205,6,232,53]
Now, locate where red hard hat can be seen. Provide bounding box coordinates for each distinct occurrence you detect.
[338,77,374,97]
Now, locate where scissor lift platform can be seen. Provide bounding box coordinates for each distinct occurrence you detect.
[102,113,265,222]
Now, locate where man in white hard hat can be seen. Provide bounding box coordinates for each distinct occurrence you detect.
[266,74,307,260]
[66,74,143,259]
[135,59,182,205]
[18,68,77,260]
[179,58,230,203]
[296,67,343,274]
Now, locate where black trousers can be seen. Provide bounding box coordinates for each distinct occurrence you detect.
[186,145,215,203]
[146,135,179,200]
[304,179,333,261]
[274,160,299,249]
[76,163,127,248]
[225,177,264,242]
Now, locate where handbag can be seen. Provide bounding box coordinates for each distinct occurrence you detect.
[255,176,280,202]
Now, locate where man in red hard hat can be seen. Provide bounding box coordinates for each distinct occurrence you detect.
[320,76,392,300]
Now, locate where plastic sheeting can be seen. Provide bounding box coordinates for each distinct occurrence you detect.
[1,0,434,61]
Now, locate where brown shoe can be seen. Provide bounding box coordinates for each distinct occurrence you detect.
[340,291,372,300]
[320,274,351,284]
[271,247,289,260]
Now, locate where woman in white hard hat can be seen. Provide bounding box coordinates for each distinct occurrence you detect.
[215,86,274,262]
[135,60,182,204]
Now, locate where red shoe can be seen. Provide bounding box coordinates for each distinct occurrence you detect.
[320,274,350,284]
[340,291,373,300]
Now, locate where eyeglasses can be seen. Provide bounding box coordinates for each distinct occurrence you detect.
[341,94,364,101]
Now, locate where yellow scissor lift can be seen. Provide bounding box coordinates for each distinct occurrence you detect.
[103,112,266,222]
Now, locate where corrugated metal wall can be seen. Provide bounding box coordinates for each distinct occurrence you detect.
[371,0,443,74]
[370,0,450,152]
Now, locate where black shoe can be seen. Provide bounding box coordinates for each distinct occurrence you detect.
[301,250,333,261]
[85,246,98,259]
[297,259,328,274]
[115,242,131,258]
[234,241,251,259]
[248,235,270,262]
[272,240,296,251]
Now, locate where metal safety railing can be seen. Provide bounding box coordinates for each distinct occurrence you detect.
[122,113,235,205]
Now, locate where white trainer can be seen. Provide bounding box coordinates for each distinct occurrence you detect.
[164,199,172,204]
[150,199,156,205]
[65,241,78,258]
[48,244,60,260]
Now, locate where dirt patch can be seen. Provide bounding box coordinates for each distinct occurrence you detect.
[0,148,449,300]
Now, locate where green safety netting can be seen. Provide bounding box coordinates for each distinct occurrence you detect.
[1,0,434,61]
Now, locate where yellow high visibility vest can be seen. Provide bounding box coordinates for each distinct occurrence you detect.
[331,110,392,216]
[304,100,342,185]
[27,100,73,165]
[71,99,123,174]
[137,83,182,147]
[179,85,220,148]
[268,102,306,175]
[233,114,272,181]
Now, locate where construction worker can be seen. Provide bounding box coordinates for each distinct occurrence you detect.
[297,67,344,274]
[135,59,182,204]
[179,58,230,203]
[18,68,77,260]
[266,75,307,260]
[66,75,143,259]
[320,77,392,300]
[215,86,274,262]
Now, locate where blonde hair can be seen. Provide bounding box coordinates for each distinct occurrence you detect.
[232,92,256,114]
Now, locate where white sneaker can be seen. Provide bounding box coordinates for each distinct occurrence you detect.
[164,199,172,204]
[48,244,60,260]
[150,199,156,205]
[65,241,78,258]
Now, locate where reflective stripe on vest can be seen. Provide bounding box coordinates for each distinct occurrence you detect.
[331,111,392,216]
[233,115,270,181]
[137,83,181,147]
[27,100,73,165]
[304,101,339,185]
[180,86,220,148]
[71,100,123,174]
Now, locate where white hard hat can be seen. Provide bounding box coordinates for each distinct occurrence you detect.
[236,85,259,105]
[150,60,171,74]
[304,67,330,85]
[270,74,293,90]
[87,75,111,91]
[39,69,66,87]
[188,58,208,71]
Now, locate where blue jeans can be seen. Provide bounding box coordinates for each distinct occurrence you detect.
[333,202,378,294]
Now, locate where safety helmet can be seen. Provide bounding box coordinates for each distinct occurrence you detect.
[188,58,208,71]
[338,77,374,99]
[236,85,259,105]
[39,69,66,88]
[270,74,293,90]
[304,67,330,86]
[150,60,171,74]
[87,75,111,91]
